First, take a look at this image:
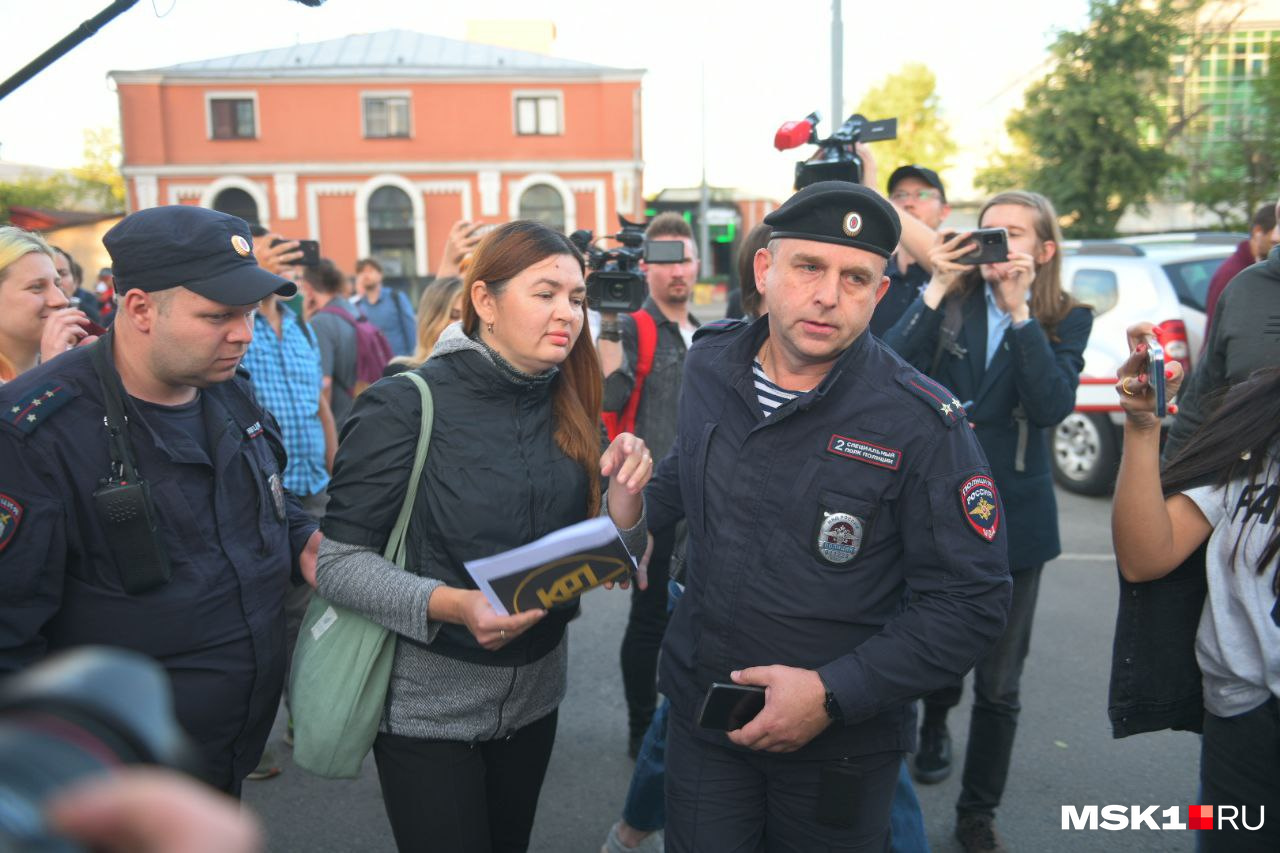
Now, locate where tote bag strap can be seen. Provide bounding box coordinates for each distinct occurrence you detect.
[383,372,434,568]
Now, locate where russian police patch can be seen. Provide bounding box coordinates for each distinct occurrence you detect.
[0,493,23,554]
[960,475,999,542]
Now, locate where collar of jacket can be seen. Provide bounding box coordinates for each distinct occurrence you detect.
[713,314,872,411]
[430,321,559,395]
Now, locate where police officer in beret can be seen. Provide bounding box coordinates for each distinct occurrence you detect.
[0,206,322,795]
[644,181,1012,849]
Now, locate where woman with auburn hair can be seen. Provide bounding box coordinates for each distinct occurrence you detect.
[0,226,95,383]
[383,275,465,375]
[316,220,652,853]
[883,190,1092,850]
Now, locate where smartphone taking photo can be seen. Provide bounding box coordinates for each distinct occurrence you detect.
[954,228,1009,266]
[1145,335,1166,417]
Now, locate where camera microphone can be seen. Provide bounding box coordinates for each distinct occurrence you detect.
[774,114,818,151]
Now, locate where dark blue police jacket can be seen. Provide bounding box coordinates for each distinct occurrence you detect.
[0,341,316,790]
[883,288,1092,569]
[649,317,1012,759]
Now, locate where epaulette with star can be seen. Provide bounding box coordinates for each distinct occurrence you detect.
[6,382,77,435]
[692,317,747,343]
[897,371,966,428]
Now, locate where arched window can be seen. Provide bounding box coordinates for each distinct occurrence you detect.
[367,185,416,277]
[518,184,566,233]
[212,188,259,227]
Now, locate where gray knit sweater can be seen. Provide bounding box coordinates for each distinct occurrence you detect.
[315,325,647,741]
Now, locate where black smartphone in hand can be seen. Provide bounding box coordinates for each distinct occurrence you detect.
[1145,335,1166,417]
[697,682,766,731]
[955,228,1009,265]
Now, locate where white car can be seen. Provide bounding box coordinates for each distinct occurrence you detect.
[1051,234,1242,495]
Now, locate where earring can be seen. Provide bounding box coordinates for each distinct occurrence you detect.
[486,322,494,334]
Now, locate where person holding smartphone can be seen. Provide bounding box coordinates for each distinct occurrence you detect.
[650,182,1010,852]
[882,190,1091,852]
[1111,334,1278,853]
[0,227,96,384]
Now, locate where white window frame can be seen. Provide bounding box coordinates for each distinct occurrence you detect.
[205,91,259,140]
[513,90,564,136]
[362,91,413,139]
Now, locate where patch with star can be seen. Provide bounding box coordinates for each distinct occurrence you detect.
[960,475,1000,542]
[898,373,966,427]
[827,434,901,470]
[8,383,75,435]
[0,493,22,553]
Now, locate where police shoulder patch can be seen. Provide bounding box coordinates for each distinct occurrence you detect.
[960,475,1000,542]
[692,317,747,343]
[6,382,77,436]
[897,371,966,428]
[0,493,22,554]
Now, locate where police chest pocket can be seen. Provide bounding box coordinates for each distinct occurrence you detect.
[808,489,879,571]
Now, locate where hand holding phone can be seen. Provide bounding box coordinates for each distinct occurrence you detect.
[697,682,766,731]
[1144,335,1166,417]
[955,228,1009,265]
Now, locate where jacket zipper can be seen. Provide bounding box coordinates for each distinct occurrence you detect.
[492,665,518,739]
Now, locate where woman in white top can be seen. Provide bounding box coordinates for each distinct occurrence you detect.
[1112,322,1278,853]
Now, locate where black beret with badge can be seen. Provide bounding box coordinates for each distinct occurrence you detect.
[763,180,901,259]
[103,205,296,304]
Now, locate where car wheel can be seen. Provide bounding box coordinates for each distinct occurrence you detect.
[1052,412,1119,496]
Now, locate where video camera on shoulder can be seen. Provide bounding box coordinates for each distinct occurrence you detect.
[774,111,898,189]
[569,217,685,314]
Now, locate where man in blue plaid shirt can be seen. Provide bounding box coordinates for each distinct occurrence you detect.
[241,241,337,780]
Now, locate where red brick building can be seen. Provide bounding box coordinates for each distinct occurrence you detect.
[111,30,645,277]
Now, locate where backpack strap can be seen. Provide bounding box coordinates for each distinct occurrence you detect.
[318,303,357,326]
[615,309,658,436]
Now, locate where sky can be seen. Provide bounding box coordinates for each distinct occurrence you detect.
[0,0,1093,202]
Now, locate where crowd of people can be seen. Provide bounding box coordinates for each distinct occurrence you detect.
[0,142,1276,853]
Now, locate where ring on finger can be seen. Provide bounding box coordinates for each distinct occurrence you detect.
[499,629,507,641]
[1120,377,1136,396]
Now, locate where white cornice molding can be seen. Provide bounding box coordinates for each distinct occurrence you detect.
[124,159,643,178]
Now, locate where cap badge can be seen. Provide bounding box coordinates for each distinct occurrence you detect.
[817,511,863,565]
[842,212,863,237]
[231,235,252,257]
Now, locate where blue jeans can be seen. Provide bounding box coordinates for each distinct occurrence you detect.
[889,759,930,852]
[621,580,683,832]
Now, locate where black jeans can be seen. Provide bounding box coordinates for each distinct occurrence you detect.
[922,563,1043,817]
[372,710,558,853]
[621,524,675,739]
[1199,698,1279,853]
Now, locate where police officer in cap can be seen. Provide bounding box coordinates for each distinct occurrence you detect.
[646,181,1012,850]
[0,206,322,795]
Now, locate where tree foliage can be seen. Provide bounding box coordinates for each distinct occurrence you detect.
[976,1,1197,237]
[854,63,957,178]
[0,126,124,221]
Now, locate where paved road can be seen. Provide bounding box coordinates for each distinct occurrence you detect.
[243,484,1202,852]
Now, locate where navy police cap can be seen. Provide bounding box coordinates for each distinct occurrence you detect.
[103,206,296,303]
[763,181,901,258]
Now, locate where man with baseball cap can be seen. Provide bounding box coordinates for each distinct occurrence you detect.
[0,205,321,795]
[645,181,1011,849]
[869,164,953,338]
